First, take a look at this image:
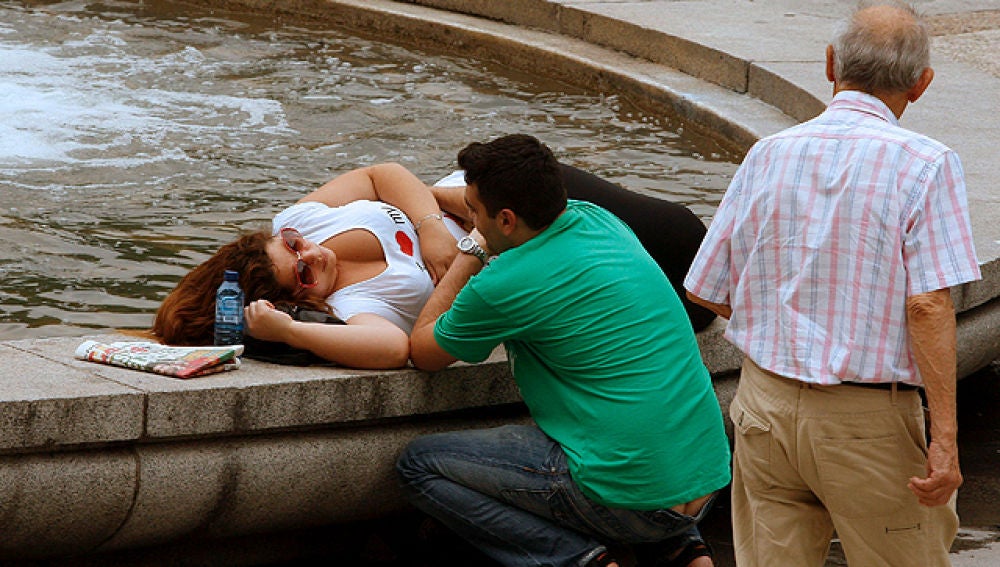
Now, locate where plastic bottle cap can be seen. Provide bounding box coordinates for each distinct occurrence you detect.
[224,270,239,281]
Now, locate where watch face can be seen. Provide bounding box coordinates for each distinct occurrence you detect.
[457,236,487,264]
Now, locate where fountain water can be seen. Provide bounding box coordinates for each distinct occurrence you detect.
[0,0,738,340]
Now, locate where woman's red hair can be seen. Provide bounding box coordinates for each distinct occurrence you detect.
[152,231,327,346]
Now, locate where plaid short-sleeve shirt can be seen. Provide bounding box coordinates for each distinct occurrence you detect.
[685,91,981,385]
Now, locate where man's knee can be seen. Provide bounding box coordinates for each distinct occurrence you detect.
[396,429,479,486]
[396,434,436,488]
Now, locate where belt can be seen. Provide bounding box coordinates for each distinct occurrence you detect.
[842,381,919,391]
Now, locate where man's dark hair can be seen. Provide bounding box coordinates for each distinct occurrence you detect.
[457,134,566,230]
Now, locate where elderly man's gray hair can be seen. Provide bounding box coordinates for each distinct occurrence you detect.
[831,1,930,93]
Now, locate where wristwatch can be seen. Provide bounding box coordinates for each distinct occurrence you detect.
[457,235,490,265]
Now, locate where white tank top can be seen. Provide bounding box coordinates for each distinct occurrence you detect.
[272,200,438,333]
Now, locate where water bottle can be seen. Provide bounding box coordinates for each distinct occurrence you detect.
[214,270,244,346]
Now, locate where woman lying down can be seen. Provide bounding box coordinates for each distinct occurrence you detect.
[152,162,713,368]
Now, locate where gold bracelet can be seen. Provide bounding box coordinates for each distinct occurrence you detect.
[414,212,443,232]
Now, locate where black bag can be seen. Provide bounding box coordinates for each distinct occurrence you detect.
[242,304,345,366]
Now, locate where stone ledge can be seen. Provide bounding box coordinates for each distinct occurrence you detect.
[0,334,520,450]
[2,292,994,456]
[0,329,743,560]
[0,323,743,454]
[0,409,532,560]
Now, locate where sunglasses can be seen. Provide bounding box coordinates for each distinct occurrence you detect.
[279,228,318,289]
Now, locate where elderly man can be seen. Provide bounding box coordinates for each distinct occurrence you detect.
[684,2,981,566]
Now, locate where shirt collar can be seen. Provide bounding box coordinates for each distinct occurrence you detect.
[827,90,899,126]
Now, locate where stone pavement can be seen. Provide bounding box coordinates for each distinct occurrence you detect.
[395,0,1000,280]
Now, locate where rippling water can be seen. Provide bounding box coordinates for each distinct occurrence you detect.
[0,0,739,340]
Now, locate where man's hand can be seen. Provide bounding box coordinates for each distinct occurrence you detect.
[908,440,962,506]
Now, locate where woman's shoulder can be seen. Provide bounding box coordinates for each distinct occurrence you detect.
[273,200,391,234]
[272,201,327,231]
[432,170,465,187]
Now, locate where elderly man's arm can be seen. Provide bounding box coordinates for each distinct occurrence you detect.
[906,287,962,506]
[685,291,732,320]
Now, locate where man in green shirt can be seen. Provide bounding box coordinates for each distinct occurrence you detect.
[402,134,730,567]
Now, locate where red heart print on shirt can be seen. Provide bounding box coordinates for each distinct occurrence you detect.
[395,231,414,256]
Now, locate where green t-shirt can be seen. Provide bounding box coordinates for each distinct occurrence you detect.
[434,200,731,509]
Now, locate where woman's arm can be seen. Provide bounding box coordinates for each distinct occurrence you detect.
[429,184,471,223]
[299,163,457,283]
[244,300,410,369]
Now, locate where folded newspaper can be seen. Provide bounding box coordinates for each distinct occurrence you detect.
[75,340,243,378]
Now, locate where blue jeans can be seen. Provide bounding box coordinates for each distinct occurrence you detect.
[396,425,709,567]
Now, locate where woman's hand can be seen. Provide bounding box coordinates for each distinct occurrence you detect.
[417,222,458,284]
[243,299,294,342]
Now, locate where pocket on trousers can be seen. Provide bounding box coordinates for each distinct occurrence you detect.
[729,396,775,491]
[814,434,922,519]
[501,486,559,520]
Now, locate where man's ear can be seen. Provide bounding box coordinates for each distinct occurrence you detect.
[826,44,836,83]
[497,209,518,236]
[907,67,934,103]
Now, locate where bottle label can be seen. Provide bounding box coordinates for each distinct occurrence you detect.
[216,300,243,325]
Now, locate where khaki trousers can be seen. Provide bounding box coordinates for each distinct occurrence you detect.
[730,359,958,567]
